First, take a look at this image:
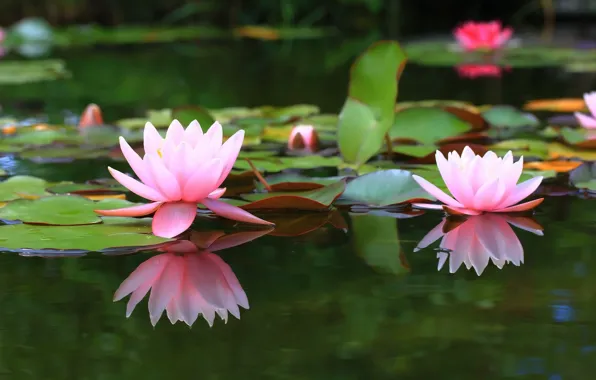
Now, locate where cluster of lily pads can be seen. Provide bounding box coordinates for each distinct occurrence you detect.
[0,39,594,253]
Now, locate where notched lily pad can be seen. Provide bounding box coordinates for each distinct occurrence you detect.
[0,176,49,201]
[0,195,102,225]
[0,216,172,252]
[240,180,346,210]
[340,169,434,207]
[390,107,472,145]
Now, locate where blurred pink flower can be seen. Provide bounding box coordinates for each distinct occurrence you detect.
[412,146,544,215]
[95,120,273,238]
[115,239,251,327]
[415,214,543,275]
[574,92,596,129]
[454,21,513,51]
[288,125,319,151]
[456,64,505,79]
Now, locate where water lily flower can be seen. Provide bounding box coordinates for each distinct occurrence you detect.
[415,213,543,275]
[114,240,249,327]
[78,103,104,128]
[454,21,513,51]
[95,120,273,238]
[412,146,544,215]
[574,92,596,129]
[288,124,319,151]
[456,64,505,79]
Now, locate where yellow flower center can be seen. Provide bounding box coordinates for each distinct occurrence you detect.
[157,148,163,158]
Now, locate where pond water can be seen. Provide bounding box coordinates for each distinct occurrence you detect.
[0,39,595,379]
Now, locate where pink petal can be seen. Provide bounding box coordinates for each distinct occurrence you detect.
[184,120,203,143]
[414,219,447,252]
[126,278,153,318]
[497,176,543,209]
[204,121,223,148]
[166,120,185,145]
[146,154,182,201]
[144,122,163,155]
[152,202,197,238]
[182,159,224,202]
[504,216,544,236]
[207,229,272,252]
[215,130,245,187]
[119,137,157,188]
[95,201,162,217]
[436,151,473,205]
[208,188,226,199]
[148,256,184,326]
[411,175,464,208]
[496,27,512,47]
[108,167,167,202]
[584,92,596,117]
[574,112,596,129]
[114,253,170,301]
[472,178,500,210]
[202,198,273,225]
[443,205,482,216]
[493,198,544,213]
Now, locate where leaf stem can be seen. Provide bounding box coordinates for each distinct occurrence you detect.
[246,159,272,191]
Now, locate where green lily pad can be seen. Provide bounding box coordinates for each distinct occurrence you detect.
[117,109,172,129]
[0,59,70,84]
[9,129,80,145]
[0,195,102,225]
[350,213,407,275]
[341,169,434,207]
[338,41,407,167]
[390,107,471,144]
[407,165,449,192]
[255,173,345,192]
[240,180,346,210]
[266,104,320,119]
[558,127,596,147]
[19,147,107,161]
[0,176,49,201]
[233,155,343,172]
[570,163,596,190]
[172,106,216,129]
[482,106,540,129]
[0,216,171,252]
[392,144,438,158]
[47,183,127,194]
[488,139,550,159]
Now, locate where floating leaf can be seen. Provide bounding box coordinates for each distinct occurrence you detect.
[0,216,171,252]
[489,139,549,159]
[350,214,407,275]
[392,144,438,158]
[559,127,596,148]
[523,98,586,112]
[523,160,582,173]
[47,183,126,195]
[171,106,216,128]
[338,41,407,167]
[233,155,342,172]
[0,195,102,225]
[255,173,345,191]
[390,107,472,144]
[240,180,346,211]
[341,169,434,207]
[482,106,540,129]
[0,176,49,201]
[0,59,70,84]
[570,163,596,190]
[548,142,596,160]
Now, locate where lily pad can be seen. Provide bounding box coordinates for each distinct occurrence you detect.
[0,195,102,225]
[390,107,472,144]
[482,106,540,129]
[233,155,342,172]
[255,173,346,191]
[341,169,434,207]
[171,106,216,128]
[240,180,346,210]
[0,176,49,201]
[569,163,596,190]
[0,216,172,252]
[47,183,127,195]
[488,139,550,159]
[0,59,70,84]
[338,41,407,167]
[392,144,438,158]
[559,127,596,148]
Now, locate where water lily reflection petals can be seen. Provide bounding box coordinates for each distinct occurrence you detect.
[574,92,596,129]
[412,146,544,215]
[95,119,273,238]
[415,214,543,275]
[453,20,513,51]
[115,244,249,327]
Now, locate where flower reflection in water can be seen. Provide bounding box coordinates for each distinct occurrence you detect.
[114,228,270,326]
[415,214,543,275]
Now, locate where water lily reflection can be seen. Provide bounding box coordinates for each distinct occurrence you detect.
[115,229,270,327]
[415,214,543,275]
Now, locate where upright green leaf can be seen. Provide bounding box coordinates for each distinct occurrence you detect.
[338,41,407,168]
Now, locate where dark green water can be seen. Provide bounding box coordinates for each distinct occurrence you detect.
[1,39,596,379]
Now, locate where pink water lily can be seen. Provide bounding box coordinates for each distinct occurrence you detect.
[114,240,249,327]
[95,120,273,238]
[574,92,596,129]
[288,124,319,151]
[454,21,513,51]
[415,214,543,275]
[412,146,544,215]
